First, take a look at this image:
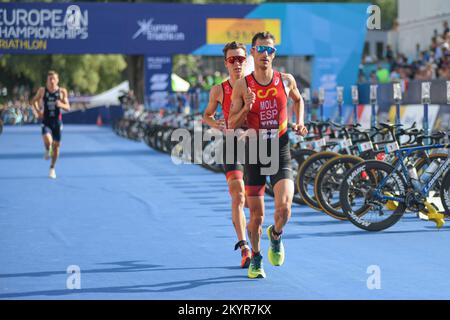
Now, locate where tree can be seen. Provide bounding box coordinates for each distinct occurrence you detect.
[0,54,126,95]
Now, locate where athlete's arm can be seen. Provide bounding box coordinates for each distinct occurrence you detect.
[228,79,255,129]
[282,73,307,136]
[30,87,44,119]
[203,85,225,129]
[56,88,71,111]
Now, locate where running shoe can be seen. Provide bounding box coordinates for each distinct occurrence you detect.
[49,168,56,179]
[267,225,285,266]
[247,253,266,279]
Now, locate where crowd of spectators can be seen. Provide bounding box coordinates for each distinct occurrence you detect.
[0,85,37,125]
[359,21,449,84]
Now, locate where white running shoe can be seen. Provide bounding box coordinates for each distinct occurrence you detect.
[49,168,56,179]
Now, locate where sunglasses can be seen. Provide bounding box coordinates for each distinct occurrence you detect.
[253,45,276,54]
[225,56,246,64]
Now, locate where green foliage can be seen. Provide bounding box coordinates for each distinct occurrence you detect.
[0,55,126,95]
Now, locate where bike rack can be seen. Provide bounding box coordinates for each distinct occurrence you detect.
[336,86,344,125]
[318,87,325,122]
[393,82,402,126]
[421,82,431,145]
[447,81,450,140]
[351,85,359,126]
[370,84,378,131]
[303,88,312,123]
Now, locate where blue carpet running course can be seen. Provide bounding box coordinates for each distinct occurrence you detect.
[0,125,449,299]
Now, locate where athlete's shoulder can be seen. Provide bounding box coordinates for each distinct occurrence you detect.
[234,77,247,91]
[280,72,298,88]
[280,72,295,83]
[209,84,222,101]
[36,87,46,96]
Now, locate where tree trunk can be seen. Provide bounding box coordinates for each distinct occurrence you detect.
[126,55,144,104]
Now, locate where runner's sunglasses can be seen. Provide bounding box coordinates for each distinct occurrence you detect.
[253,45,276,54]
[225,56,246,64]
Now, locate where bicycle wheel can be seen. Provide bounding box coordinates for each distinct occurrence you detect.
[440,169,450,217]
[297,151,340,211]
[292,149,316,205]
[265,148,316,200]
[202,139,224,173]
[315,155,364,220]
[339,160,407,231]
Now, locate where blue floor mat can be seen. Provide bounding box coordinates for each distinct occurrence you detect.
[0,125,449,300]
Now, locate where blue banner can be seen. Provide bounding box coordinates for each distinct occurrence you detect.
[144,56,172,110]
[0,2,255,54]
[0,2,370,115]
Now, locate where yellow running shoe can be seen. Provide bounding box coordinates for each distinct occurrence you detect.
[267,225,285,266]
[247,253,266,279]
[423,201,445,229]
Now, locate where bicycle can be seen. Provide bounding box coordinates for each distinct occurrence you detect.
[339,142,450,231]
[315,123,447,220]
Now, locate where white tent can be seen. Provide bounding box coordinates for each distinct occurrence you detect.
[88,81,129,108]
[171,73,190,92]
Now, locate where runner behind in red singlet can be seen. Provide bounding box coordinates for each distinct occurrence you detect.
[203,42,255,268]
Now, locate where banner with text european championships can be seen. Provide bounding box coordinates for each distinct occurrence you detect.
[0,2,369,116]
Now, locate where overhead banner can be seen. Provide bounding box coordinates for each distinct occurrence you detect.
[206,18,281,45]
[0,2,369,112]
[144,56,172,110]
[0,2,255,54]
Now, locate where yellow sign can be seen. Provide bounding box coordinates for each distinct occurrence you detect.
[0,39,47,51]
[207,18,281,45]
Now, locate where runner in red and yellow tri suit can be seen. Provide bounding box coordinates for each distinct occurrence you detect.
[228,32,308,279]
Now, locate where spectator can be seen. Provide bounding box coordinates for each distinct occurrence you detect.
[370,71,378,84]
[358,66,367,83]
[376,64,390,83]
[386,45,394,63]
[390,67,401,81]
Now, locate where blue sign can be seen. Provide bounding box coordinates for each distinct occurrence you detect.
[0,2,370,116]
[0,2,254,54]
[144,56,172,110]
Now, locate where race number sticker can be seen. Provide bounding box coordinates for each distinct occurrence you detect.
[339,139,353,149]
[358,141,373,153]
[300,141,315,150]
[288,131,302,144]
[313,138,327,150]
[384,142,400,154]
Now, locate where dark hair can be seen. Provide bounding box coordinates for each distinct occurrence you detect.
[251,32,275,47]
[222,41,247,59]
[47,70,59,78]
